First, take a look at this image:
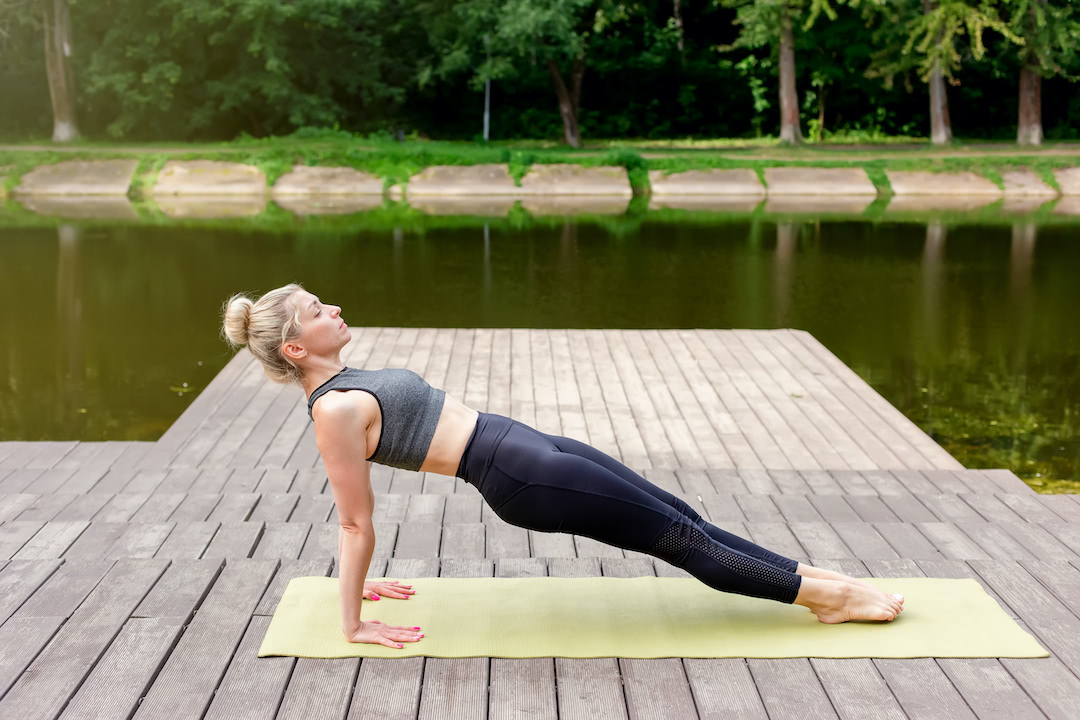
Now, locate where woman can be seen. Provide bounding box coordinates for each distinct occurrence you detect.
[222,283,903,650]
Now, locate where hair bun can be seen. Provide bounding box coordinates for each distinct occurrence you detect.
[222,294,255,347]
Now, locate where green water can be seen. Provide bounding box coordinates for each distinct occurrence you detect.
[2,215,1078,491]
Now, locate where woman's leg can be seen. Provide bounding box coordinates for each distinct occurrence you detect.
[528,425,797,573]
[478,423,803,603]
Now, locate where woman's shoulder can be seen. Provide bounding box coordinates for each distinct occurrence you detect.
[311,388,375,428]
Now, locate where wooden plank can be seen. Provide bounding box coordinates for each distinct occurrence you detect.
[12,493,77,522]
[0,616,65,698]
[918,558,1080,720]
[93,492,151,522]
[201,615,295,720]
[488,557,556,720]
[203,521,264,559]
[828,471,877,496]
[729,330,849,469]
[0,559,63,624]
[640,329,733,468]
[582,329,649,468]
[979,468,1037,495]
[772,495,825,522]
[128,493,187,522]
[12,521,87,559]
[289,494,333,523]
[418,556,490,720]
[134,559,223,618]
[878,494,937,523]
[767,330,906,472]
[863,558,979,720]
[807,495,862,523]
[59,616,186,720]
[0,521,44,560]
[842,495,900,523]
[170,493,223,521]
[790,330,962,469]
[954,520,1037,561]
[12,560,113,620]
[52,492,114,520]
[299,523,338,562]
[800,470,844,495]
[789,522,854,558]
[394,521,441,559]
[133,559,279,720]
[0,559,169,720]
[247,492,298,520]
[997,493,1069,524]
[0,470,44,494]
[105,522,175,559]
[0,494,38,522]
[253,522,310,559]
[602,557,699,719]
[254,469,297,493]
[915,522,992,560]
[958,492,1026,524]
[348,557,436,720]
[207,493,260,521]
[60,522,126,560]
[253,558,332,617]
[564,328,617,460]
[831,522,899,560]
[548,556,628,720]
[872,522,943,560]
[735,494,783,521]
[154,521,219,559]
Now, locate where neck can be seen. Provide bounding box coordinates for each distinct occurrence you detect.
[301,357,347,398]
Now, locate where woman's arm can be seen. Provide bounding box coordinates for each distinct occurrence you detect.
[314,394,378,635]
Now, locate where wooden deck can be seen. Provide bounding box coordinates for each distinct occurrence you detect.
[1,328,1078,720]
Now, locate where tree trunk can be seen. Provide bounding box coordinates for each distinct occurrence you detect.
[43,0,79,142]
[548,58,583,148]
[1017,65,1042,146]
[673,0,685,59]
[778,5,803,144]
[927,63,952,145]
[817,84,826,141]
[922,0,952,145]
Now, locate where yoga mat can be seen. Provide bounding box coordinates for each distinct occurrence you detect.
[257,576,1048,659]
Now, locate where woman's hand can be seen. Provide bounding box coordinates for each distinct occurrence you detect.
[344,620,424,648]
[363,580,415,601]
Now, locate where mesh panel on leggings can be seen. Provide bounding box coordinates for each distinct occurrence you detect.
[649,523,799,594]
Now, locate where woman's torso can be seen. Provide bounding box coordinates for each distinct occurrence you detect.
[316,388,479,477]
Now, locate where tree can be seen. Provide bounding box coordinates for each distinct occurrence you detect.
[1,0,79,140]
[1004,0,1080,145]
[419,0,633,148]
[852,0,1020,145]
[718,1,840,145]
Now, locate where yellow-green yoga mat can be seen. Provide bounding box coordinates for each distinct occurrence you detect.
[257,576,1048,659]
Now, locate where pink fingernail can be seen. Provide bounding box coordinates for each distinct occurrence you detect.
[413,627,421,630]
[373,594,380,600]
[398,643,403,648]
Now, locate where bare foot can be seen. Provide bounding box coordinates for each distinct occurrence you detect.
[796,564,904,611]
[794,577,903,624]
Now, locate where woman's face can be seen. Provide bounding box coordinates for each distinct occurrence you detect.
[289,289,350,361]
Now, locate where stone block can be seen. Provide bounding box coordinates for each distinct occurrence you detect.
[154,196,266,219]
[763,196,874,214]
[1053,167,1080,195]
[409,197,517,216]
[16,159,138,196]
[271,165,383,195]
[1053,196,1080,215]
[1001,170,1057,196]
[17,195,138,220]
[407,164,519,195]
[152,160,266,196]
[274,196,383,216]
[518,164,631,196]
[763,167,877,196]
[885,170,1002,196]
[885,195,998,212]
[648,169,764,196]
[648,196,762,213]
[521,197,630,215]
[1001,197,1052,214]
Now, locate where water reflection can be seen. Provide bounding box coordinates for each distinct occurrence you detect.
[1,213,1078,489]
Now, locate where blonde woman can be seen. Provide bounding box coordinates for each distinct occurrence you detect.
[222,283,903,650]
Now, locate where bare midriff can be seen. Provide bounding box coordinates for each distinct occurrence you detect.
[343,389,479,476]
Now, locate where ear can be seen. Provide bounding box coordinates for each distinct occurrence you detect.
[282,341,306,362]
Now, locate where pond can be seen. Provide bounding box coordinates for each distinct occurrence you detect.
[1,207,1078,491]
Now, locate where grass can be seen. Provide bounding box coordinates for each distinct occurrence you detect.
[2,133,1079,198]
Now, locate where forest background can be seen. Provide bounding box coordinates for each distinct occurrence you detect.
[0,0,1077,146]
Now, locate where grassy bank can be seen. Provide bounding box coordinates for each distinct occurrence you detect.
[3,134,1080,197]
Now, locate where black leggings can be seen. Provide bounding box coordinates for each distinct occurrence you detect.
[456,413,803,604]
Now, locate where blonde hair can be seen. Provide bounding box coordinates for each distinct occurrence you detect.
[221,283,307,385]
